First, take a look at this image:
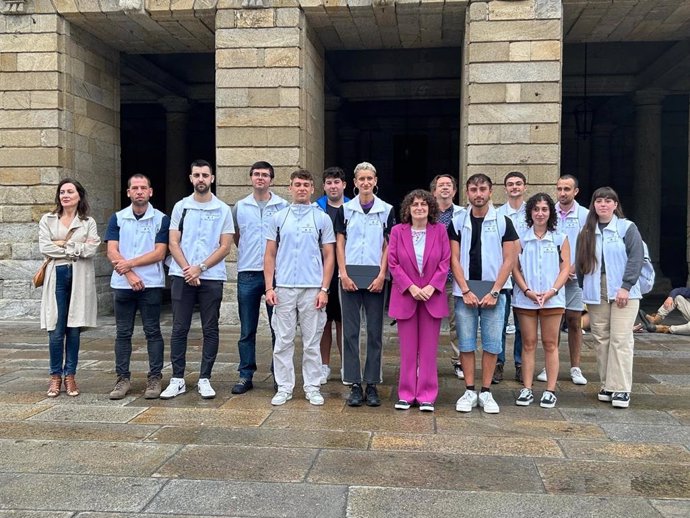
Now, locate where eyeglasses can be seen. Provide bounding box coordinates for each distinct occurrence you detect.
[251,172,271,178]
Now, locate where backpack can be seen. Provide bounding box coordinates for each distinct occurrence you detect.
[616,219,655,295]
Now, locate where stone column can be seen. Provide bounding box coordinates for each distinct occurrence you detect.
[215,6,324,323]
[461,0,563,192]
[162,96,190,215]
[633,90,665,281]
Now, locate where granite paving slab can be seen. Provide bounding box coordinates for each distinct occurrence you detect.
[28,405,146,423]
[131,407,270,427]
[263,410,435,433]
[601,423,690,446]
[308,450,544,492]
[0,512,73,517]
[147,426,370,450]
[0,421,159,442]
[436,417,606,439]
[346,487,662,517]
[649,499,690,517]
[154,444,318,482]
[558,440,690,463]
[0,392,53,404]
[560,407,680,425]
[370,432,563,457]
[145,479,347,517]
[669,409,690,425]
[0,473,165,512]
[0,403,54,421]
[0,439,179,476]
[537,459,690,498]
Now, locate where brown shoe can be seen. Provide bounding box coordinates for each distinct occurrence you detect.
[144,375,162,399]
[648,313,664,325]
[492,363,504,384]
[64,375,80,397]
[653,325,671,334]
[47,375,62,397]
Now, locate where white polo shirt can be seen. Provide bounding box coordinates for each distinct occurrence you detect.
[169,193,234,281]
[234,192,288,272]
[267,203,335,288]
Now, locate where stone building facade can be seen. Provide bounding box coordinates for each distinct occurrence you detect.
[1,0,689,321]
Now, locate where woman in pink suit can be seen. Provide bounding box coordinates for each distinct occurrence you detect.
[388,189,451,412]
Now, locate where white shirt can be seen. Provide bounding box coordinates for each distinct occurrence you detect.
[342,196,393,266]
[497,201,529,240]
[168,194,234,281]
[235,192,288,272]
[513,228,567,309]
[267,204,336,288]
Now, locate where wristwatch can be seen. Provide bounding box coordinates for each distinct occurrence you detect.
[320,287,330,294]
[490,290,500,299]
[199,263,208,272]
[551,287,558,294]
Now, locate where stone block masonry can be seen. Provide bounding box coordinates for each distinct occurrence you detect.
[0,14,119,318]
[461,0,563,197]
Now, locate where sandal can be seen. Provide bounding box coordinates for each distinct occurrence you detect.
[64,375,80,397]
[47,375,62,397]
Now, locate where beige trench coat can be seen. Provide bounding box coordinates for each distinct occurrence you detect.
[38,213,101,331]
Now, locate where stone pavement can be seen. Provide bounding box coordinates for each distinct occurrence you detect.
[0,312,689,517]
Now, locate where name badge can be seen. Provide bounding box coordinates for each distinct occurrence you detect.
[367,218,382,226]
[300,226,315,234]
[201,213,220,221]
[483,222,497,233]
[542,244,558,254]
[565,219,580,228]
[137,225,153,233]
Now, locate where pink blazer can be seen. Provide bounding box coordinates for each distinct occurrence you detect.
[388,222,451,320]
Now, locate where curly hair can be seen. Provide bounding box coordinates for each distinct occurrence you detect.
[524,192,557,231]
[400,189,439,224]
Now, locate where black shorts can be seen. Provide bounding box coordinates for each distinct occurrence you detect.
[326,276,342,322]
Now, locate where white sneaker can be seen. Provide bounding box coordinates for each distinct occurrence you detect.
[271,391,293,406]
[160,377,186,400]
[478,391,500,414]
[506,324,516,335]
[320,365,331,385]
[536,368,548,382]
[305,390,324,406]
[455,389,478,412]
[570,367,588,385]
[197,378,216,399]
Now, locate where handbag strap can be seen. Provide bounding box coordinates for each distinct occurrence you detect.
[64,227,77,242]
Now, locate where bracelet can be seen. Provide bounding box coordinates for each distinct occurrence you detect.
[461,288,470,295]
[265,287,274,294]
[524,288,531,293]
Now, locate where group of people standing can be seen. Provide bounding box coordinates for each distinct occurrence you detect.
[38,161,646,412]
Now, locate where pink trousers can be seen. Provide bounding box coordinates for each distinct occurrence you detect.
[396,304,441,403]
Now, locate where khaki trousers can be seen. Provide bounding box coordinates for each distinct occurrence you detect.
[587,274,639,393]
[669,296,690,335]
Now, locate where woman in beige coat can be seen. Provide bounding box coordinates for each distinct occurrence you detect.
[39,178,100,397]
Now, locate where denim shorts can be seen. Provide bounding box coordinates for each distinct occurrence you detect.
[564,278,584,311]
[455,294,506,354]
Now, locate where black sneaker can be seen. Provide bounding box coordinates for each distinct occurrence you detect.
[492,363,504,384]
[515,364,522,382]
[365,384,381,407]
[611,392,630,408]
[597,389,613,402]
[231,378,253,395]
[347,384,364,407]
[453,362,464,380]
[515,387,534,406]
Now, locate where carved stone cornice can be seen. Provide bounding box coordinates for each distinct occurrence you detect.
[2,0,30,15]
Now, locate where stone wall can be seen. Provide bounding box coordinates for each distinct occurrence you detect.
[0,14,119,319]
[461,0,563,200]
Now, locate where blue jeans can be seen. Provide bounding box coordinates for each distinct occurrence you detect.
[113,288,164,378]
[499,290,523,365]
[48,265,81,376]
[455,294,506,355]
[237,271,275,380]
[170,276,223,379]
